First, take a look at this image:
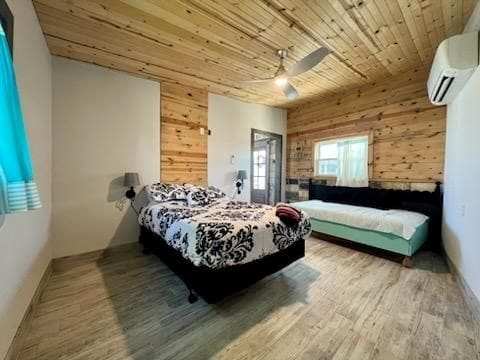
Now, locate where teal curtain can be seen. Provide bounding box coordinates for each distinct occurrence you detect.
[0,25,41,214]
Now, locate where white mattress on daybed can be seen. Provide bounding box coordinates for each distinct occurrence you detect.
[291,200,428,240]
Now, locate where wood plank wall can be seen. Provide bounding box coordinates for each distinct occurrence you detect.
[286,68,446,201]
[160,82,208,185]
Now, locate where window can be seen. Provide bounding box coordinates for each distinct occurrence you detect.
[314,135,369,187]
[253,149,267,190]
[0,23,41,214]
[314,141,338,176]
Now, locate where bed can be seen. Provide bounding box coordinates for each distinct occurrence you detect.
[138,184,311,303]
[290,180,442,267]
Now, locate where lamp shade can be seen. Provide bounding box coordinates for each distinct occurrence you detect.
[237,170,247,180]
[124,172,140,187]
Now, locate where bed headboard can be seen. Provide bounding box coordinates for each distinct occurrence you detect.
[308,179,443,250]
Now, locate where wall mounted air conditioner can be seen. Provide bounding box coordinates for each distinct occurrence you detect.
[427,31,479,105]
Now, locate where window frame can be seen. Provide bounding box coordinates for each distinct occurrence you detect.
[313,134,370,179]
[0,0,14,56]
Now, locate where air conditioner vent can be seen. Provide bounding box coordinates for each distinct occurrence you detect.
[427,31,479,106]
[433,76,455,103]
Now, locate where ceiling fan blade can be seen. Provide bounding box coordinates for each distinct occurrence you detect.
[279,81,299,100]
[286,47,330,77]
[239,77,275,84]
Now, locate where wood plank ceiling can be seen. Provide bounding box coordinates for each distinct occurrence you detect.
[33,0,476,108]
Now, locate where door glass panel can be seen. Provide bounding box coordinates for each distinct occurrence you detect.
[258,163,266,176]
[253,176,265,190]
[253,149,267,190]
[257,151,266,163]
[257,177,265,190]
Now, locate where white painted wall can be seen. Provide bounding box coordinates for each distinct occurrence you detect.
[464,0,480,33]
[0,0,52,358]
[52,58,160,258]
[443,65,480,302]
[208,94,287,202]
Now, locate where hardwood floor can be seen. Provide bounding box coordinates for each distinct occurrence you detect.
[18,237,478,360]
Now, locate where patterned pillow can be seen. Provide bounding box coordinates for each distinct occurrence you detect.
[186,189,209,207]
[206,186,226,200]
[187,186,226,207]
[147,183,188,202]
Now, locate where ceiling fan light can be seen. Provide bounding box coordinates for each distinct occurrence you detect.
[274,77,288,87]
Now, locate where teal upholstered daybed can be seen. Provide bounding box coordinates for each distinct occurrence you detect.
[306,216,428,267]
[292,181,442,267]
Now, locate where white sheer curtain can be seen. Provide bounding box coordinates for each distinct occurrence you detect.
[336,137,368,187]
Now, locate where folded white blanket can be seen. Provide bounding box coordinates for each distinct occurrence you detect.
[291,200,428,240]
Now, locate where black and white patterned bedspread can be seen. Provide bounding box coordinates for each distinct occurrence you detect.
[138,199,311,269]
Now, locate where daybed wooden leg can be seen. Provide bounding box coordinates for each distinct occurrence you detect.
[187,289,198,304]
[402,256,413,268]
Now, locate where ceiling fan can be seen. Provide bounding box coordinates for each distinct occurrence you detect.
[240,47,330,100]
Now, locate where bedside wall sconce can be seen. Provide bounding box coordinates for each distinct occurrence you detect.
[236,170,247,194]
[124,172,140,199]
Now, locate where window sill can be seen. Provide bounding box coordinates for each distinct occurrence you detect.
[313,175,337,179]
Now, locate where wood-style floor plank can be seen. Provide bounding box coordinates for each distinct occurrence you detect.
[18,237,477,360]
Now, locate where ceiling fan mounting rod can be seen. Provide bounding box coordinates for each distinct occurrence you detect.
[276,49,288,59]
[275,49,288,77]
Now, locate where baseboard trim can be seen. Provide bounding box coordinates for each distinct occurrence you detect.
[4,260,52,360]
[444,253,480,336]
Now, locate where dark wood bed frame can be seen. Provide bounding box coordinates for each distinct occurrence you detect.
[139,226,305,304]
[307,179,443,254]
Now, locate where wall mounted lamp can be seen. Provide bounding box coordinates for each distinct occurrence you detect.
[124,172,140,199]
[236,170,247,194]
